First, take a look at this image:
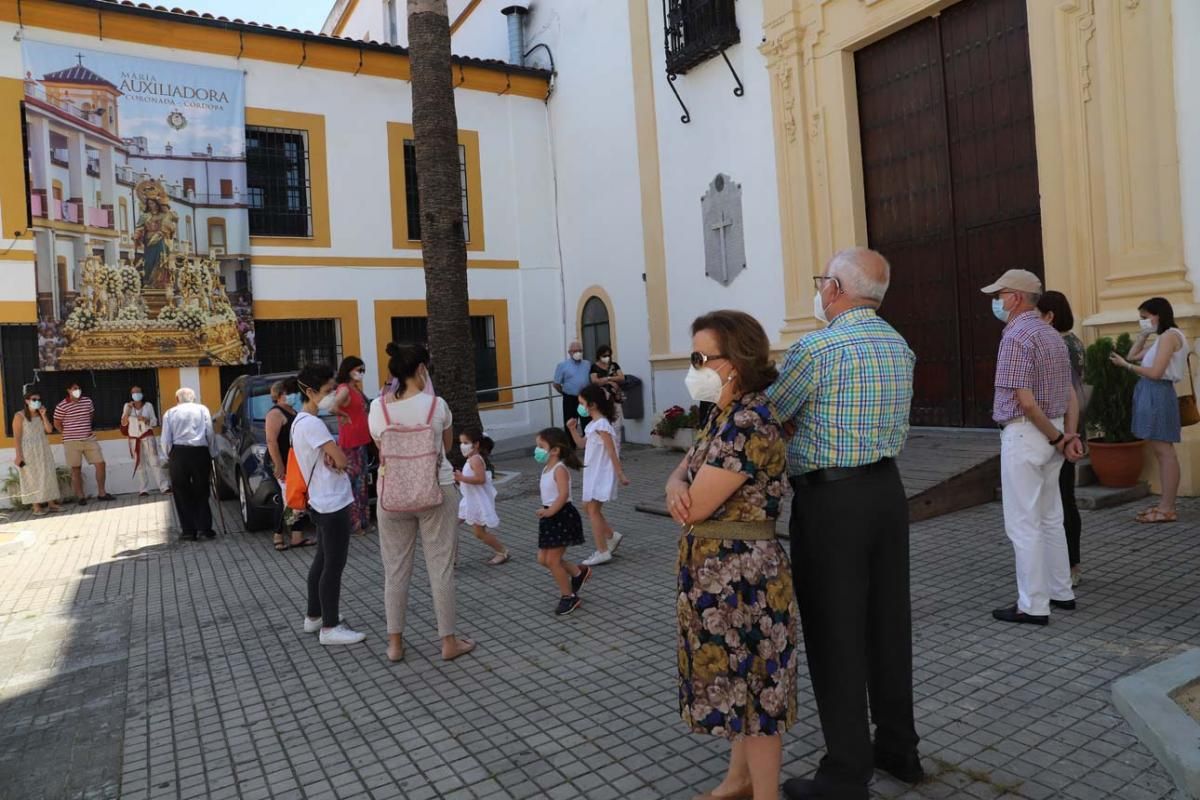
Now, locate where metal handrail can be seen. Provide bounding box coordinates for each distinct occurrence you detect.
[477,379,560,423]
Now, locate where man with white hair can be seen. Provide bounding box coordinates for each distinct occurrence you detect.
[769,247,923,799]
[161,387,218,541]
[982,269,1083,626]
[551,339,591,436]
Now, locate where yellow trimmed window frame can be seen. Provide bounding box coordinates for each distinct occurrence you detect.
[387,122,485,252]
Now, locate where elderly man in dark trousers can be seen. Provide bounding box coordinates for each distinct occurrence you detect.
[551,339,591,435]
[983,269,1084,626]
[161,387,217,541]
[769,248,922,800]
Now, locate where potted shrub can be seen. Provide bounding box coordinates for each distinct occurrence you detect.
[1083,333,1144,487]
[651,405,700,451]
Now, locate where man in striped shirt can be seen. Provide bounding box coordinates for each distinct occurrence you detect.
[53,383,114,505]
[770,248,922,799]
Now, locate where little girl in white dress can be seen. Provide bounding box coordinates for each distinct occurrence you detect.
[453,428,509,565]
[569,385,629,567]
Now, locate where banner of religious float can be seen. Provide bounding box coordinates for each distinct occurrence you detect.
[21,40,255,370]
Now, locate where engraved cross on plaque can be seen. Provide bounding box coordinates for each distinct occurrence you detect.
[701,173,746,287]
[710,210,735,284]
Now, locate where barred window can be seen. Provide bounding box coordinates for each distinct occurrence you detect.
[664,0,740,75]
[217,319,342,397]
[403,140,470,243]
[1,325,158,435]
[246,126,312,238]
[390,316,497,403]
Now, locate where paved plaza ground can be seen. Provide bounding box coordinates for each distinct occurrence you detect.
[0,444,1196,800]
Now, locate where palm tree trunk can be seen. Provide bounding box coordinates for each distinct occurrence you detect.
[407,0,481,433]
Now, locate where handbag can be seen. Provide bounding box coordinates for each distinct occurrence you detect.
[1180,352,1199,428]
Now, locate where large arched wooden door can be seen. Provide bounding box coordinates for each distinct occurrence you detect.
[856,0,1043,428]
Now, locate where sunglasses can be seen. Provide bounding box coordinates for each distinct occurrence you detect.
[690,352,727,369]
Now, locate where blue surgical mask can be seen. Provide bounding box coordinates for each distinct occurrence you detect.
[577,404,590,418]
[286,393,301,409]
[533,446,549,464]
[27,400,41,411]
[991,297,1010,324]
[131,392,143,402]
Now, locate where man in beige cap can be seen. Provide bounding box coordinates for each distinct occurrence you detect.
[982,269,1083,626]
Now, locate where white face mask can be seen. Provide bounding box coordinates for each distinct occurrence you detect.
[685,365,725,404]
[317,392,337,413]
[599,356,611,365]
[351,370,365,382]
[813,291,829,325]
[1138,317,1155,333]
[460,443,474,458]
[70,389,82,399]
[570,351,583,362]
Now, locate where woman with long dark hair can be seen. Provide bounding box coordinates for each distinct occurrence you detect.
[1036,291,1085,585]
[12,386,61,514]
[332,356,373,534]
[1110,297,1191,523]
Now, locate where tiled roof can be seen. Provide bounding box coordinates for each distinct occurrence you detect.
[41,64,121,91]
[54,0,552,79]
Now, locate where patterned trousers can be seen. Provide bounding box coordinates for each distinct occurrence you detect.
[344,444,371,532]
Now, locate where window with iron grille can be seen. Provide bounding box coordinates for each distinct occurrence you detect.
[664,0,740,75]
[217,319,343,397]
[245,126,312,238]
[403,140,471,243]
[390,316,498,403]
[1,325,158,435]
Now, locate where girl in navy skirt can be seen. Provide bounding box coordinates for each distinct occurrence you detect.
[1110,297,1192,523]
[533,428,592,616]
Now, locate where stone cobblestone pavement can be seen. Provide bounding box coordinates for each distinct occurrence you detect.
[0,445,1195,800]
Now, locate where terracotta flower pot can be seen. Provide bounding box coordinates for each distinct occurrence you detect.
[1087,439,1144,488]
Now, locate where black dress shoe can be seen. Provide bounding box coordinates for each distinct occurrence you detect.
[1050,598,1076,610]
[781,778,868,800]
[992,604,1048,625]
[874,749,925,783]
[181,531,198,541]
[202,530,217,539]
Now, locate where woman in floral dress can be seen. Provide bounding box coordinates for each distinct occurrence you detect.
[665,310,798,800]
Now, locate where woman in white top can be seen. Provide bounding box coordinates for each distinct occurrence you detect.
[1111,297,1192,523]
[121,384,170,496]
[294,363,366,646]
[368,343,476,663]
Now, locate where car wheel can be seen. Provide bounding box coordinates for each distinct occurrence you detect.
[238,470,274,532]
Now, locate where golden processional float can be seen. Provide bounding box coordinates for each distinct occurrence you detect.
[54,179,247,369]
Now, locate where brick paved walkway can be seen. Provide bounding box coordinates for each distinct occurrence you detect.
[0,445,1194,800]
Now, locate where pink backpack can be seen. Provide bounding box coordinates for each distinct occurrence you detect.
[377,394,443,513]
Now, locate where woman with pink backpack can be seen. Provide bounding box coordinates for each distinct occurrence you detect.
[368,343,476,663]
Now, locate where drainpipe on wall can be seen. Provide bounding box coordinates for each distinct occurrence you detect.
[501,4,530,66]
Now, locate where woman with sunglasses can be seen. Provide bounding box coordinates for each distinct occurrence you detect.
[665,310,797,800]
[13,386,62,514]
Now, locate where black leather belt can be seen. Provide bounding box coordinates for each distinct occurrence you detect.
[789,458,892,489]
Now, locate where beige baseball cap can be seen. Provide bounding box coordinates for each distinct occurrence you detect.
[980,269,1043,295]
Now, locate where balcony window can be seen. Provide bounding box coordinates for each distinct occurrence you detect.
[664,0,740,75]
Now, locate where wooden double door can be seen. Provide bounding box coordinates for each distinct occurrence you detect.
[856,0,1043,428]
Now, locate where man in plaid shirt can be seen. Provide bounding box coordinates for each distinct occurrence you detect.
[982,269,1084,627]
[771,248,923,800]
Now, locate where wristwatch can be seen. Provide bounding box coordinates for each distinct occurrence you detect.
[1049,433,1065,446]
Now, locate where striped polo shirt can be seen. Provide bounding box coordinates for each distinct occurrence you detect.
[54,397,95,441]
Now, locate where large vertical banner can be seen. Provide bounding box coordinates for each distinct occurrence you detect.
[21,41,254,370]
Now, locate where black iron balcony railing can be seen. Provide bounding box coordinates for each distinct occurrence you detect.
[664,0,740,76]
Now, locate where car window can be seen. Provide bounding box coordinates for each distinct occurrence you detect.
[224,387,244,416]
[248,392,275,421]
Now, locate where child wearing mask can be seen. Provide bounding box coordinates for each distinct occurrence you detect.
[453,427,509,565]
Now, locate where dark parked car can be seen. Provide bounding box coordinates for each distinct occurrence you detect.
[213,372,375,531]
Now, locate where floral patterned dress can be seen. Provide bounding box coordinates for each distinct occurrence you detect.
[677,391,798,740]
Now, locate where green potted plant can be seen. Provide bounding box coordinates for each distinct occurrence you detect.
[1083,333,1144,487]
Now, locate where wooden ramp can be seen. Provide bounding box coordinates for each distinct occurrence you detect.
[901,428,1000,522]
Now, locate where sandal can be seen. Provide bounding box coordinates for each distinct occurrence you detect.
[487,551,511,566]
[290,537,317,548]
[387,644,405,663]
[1136,508,1177,524]
[274,535,289,552]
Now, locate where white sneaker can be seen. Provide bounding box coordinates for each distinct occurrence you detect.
[303,613,343,634]
[319,624,366,645]
[581,550,613,566]
[608,531,624,554]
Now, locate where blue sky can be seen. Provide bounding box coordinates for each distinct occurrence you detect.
[181,1,330,33]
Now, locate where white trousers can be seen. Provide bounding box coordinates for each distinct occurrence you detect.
[1000,419,1074,616]
[132,437,170,493]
